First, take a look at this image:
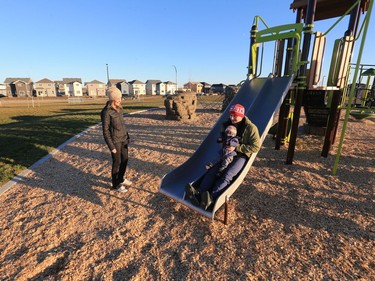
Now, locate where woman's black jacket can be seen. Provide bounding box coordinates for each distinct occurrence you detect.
[100,101,130,151]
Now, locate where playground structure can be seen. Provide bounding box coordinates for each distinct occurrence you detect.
[275,0,373,161]
[160,0,373,223]
[348,64,375,107]
[348,64,375,119]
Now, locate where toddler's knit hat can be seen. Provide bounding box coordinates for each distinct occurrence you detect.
[106,87,122,101]
[225,125,237,137]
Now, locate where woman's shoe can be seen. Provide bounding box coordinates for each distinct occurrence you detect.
[115,185,128,193]
[121,179,132,186]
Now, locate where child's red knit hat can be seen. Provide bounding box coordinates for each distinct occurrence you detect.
[229,104,245,117]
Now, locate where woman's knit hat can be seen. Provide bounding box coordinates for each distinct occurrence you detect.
[229,104,245,117]
[106,87,122,101]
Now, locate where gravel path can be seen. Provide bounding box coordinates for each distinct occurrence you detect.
[0,108,374,280]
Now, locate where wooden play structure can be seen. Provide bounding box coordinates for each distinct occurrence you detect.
[270,0,373,161]
[159,0,374,223]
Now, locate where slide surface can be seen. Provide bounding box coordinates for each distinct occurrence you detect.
[159,76,294,218]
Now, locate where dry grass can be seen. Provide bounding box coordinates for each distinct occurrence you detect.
[0,108,374,280]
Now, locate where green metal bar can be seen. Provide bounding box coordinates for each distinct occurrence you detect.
[256,23,303,74]
[361,76,371,107]
[252,15,270,29]
[248,23,259,78]
[256,23,303,43]
[320,0,362,37]
[354,17,366,41]
[332,0,374,175]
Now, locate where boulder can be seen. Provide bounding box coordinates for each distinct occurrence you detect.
[164,92,197,121]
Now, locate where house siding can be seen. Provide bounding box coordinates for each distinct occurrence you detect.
[146,80,161,95]
[65,82,83,96]
[129,80,146,96]
[35,79,56,97]
[157,82,166,95]
[183,82,203,93]
[165,81,177,95]
[4,78,34,97]
[62,78,83,97]
[120,82,129,96]
[86,80,106,97]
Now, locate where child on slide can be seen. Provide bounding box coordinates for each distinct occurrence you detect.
[185,104,261,210]
[185,125,240,209]
[205,125,240,177]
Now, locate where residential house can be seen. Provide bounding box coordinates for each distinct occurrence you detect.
[183,82,203,93]
[63,78,83,97]
[54,80,65,96]
[108,79,124,88]
[183,82,194,91]
[35,78,56,97]
[0,83,7,96]
[82,85,88,96]
[210,83,226,93]
[145,80,161,95]
[108,79,129,96]
[108,79,122,92]
[128,80,146,97]
[225,84,239,94]
[119,81,129,96]
[85,80,106,97]
[164,81,177,95]
[4,78,34,97]
[200,82,211,94]
[156,81,166,95]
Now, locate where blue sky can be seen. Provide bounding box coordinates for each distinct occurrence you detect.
[1,0,374,86]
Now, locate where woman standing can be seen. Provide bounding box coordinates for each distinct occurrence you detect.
[101,87,132,192]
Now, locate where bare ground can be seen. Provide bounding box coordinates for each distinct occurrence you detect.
[0,108,374,280]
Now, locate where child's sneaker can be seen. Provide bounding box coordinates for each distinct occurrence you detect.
[185,183,200,206]
[200,191,213,210]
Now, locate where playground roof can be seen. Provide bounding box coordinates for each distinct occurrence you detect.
[362,68,375,76]
[290,0,370,21]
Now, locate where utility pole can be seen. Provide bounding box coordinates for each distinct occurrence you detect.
[172,65,178,93]
[106,64,110,84]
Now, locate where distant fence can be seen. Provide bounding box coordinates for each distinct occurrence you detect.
[67,97,84,103]
[196,93,226,112]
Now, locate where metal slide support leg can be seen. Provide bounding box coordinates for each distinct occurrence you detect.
[224,196,229,225]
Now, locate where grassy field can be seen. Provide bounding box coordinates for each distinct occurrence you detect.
[0,96,165,186]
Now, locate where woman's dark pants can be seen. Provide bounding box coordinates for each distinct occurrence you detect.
[111,142,128,188]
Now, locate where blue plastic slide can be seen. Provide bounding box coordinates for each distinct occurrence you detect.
[159,75,294,219]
